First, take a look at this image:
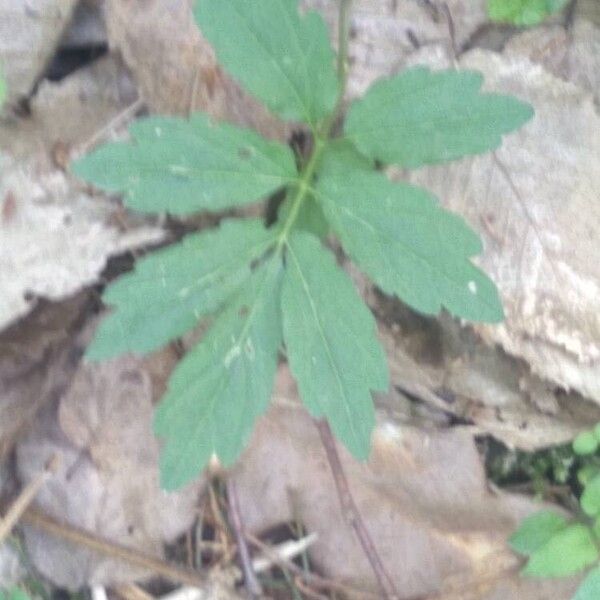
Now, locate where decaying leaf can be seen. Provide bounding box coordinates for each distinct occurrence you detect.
[0,0,78,103]
[16,330,203,589]
[103,0,289,140]
[504,18,600,100]
[0,158,163,331]
[232,367,581,599]
[0,293,92,461]
[401,46,600,404]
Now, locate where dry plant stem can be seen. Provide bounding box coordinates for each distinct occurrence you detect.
[245,531,378,599]
[315,419,400,600]
[0,456,58,543]
[22,507,208,587]
[225,478,262,598]
[75,98,144,159]
[293,577,329,600]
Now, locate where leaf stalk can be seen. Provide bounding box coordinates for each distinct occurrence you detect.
[277,0,352,248]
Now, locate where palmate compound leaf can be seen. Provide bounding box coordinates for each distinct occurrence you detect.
[314,143,504,322]
[86,219,278,360]
[194,0,338,127]
[345,67,534,168]
[281,232,389,459]
[154,256,283,490]
[71,113,298,214]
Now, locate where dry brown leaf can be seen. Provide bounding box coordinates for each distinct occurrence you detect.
[233,366,580,599]
[0,0,78,104]
[504,18,600,100]
[0,293,92,461]
[16,331,203,589]
[304,0,488,97]
[103,0,289,140]
[399,46,600,404]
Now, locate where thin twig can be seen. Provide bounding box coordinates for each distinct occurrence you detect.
[21,507,209,587]
[293,577,329,600]
[0,455,58,543]
[440,2,457,60]
[252,533,318,574]
[315,419,399,600]
[246,532,379,599]
[74,98,145,159]
[225,478,262,598]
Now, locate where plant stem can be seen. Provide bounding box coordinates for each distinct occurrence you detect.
[276,136,326,251]
[226,478,262,598]
[276,0,352,245]
[21,507,208,587]
[315,420,400,600]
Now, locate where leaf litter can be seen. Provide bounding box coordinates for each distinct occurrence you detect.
[1,1,600,599]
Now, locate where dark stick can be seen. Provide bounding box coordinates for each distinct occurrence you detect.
[314,419,400,600]
[225,478,262,598]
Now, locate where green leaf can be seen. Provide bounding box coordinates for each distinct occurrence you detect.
[593,422,600,441]
[314,143,504,322]
[345,67,534,168]
[574,567,600,600]
[488,0,568,26]
[582,474,600,517]
[194,0,338,126]
[579,465,600,487]
[72,114,297,214]
[574,431,599,456]
[523,524,598,578]
[281,232,389,459]
[155,257,283,490]
[87,219,277,360]
[509,511,568,556]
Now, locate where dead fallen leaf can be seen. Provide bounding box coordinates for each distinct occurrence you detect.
[103,0,288,140]
[400,46,600,404]
[0,156,163,331]
[0,0,78,104]
[233,366,581,599]
[0,293,92,461]
[304,0,488,97]
[16,326,203,589]
[504,18,600,100]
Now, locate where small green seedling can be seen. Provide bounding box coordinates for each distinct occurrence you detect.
[511,425,600,599]
[73,0,533,490]
[488,0,569,26]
